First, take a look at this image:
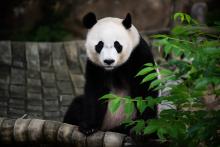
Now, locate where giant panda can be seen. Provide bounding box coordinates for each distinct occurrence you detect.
[64,12,158,137]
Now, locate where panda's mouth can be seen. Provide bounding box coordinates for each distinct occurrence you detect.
[104,66,114,70]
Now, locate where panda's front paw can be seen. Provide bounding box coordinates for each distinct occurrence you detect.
[79,123,97,136]
[80,127,97,136]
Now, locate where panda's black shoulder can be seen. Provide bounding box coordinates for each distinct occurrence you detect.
[130,36,154,64]
[135,36,151,53]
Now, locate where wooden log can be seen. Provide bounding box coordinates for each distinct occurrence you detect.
[57,123,76,144]
[0,117,131,147]
[14,118,31,142]
[43,120,62,143]
[0,118,16,143]
[27,119,45,142]
[87,131,105,147]
[103,132,125,147]
[71,126,86,147]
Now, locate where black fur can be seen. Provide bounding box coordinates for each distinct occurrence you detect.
[122,13,132,29]
[63,37,158,136]
[83,12,97,29]
[95,41,104,53]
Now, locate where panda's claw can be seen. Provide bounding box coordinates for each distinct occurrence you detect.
[79,126,97,136]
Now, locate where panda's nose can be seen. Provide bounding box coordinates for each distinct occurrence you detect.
[104,59,115,65]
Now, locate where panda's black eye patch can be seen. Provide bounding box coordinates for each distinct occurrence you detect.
[114,41,122,53]
[95,41,104,53]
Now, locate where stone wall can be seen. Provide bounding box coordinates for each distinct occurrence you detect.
[0,41,86,121]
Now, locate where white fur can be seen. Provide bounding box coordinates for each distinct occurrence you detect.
[85,17,140,70]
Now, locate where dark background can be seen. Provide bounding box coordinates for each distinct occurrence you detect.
[0,0,219,41]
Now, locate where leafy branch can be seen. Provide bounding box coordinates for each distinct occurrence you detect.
[100,12,220,146]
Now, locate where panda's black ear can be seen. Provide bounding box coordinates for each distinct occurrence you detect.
[122,13,132,29]
[83,12,97,29]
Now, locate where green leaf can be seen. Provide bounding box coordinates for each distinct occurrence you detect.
[133,120,145,134]
[195,78,209,90]
[164,44,172,55]
[123,120,136,127]
[141,72,158,84]
[152,34,168,39]
[146,97,156,110]
[185,14,191,24]
[144,125,157,135]
[136,67,155,77]
[137,97,147,114]
[157,128,167,141]
[144,63,154,67]
[160,69,173,76]
[153,85,165,91]
[125,99,135,117]
[100,93,119,100]
[172,46,181,56]
[109,98,121,113]
[149,79,162,90]
[174,12,184,22]
[202,47,220,55]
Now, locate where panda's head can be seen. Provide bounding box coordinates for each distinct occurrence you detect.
[83,12,140,70]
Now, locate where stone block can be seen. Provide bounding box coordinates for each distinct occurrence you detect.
[27,78,41,87]
[38,42,53,71]
[0,41,11,65]
[0,90,9,98]
[0,84,8,91]
[0,66,10,84]
[27,78,41,93]
[26,42,40,71]
[55,70,70,81]
[60,106,68,116]
[76,40,86,55]
[52,42,68,72]
[43,87,58,99]
[27,92,42,101]
[0,74,10,85]
[57,81,73,94]
[74,87,84,96]
[27,112,43,119]
[9,98,25,109]
[41,72,56,87]
[8,108,25,118]
[0,100,7,107]
[0,107,7,117]
[70,74,85,88]
[27,104,43,112]
[44,99,59,111]
[64,41,81,74]
[79,54,87,74]
[10,85,26,98]
[11,68,26,85]
[0,99,8,116]
[59,95,74,106]
[44,99,59,106]
[27,70,40,79]
[44,111,60,119]
[11,42,26,68]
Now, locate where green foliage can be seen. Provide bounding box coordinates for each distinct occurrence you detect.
[100,13,220,146]
[149,13,220,146]
[14,0,73,41]
[30,23,72,42]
